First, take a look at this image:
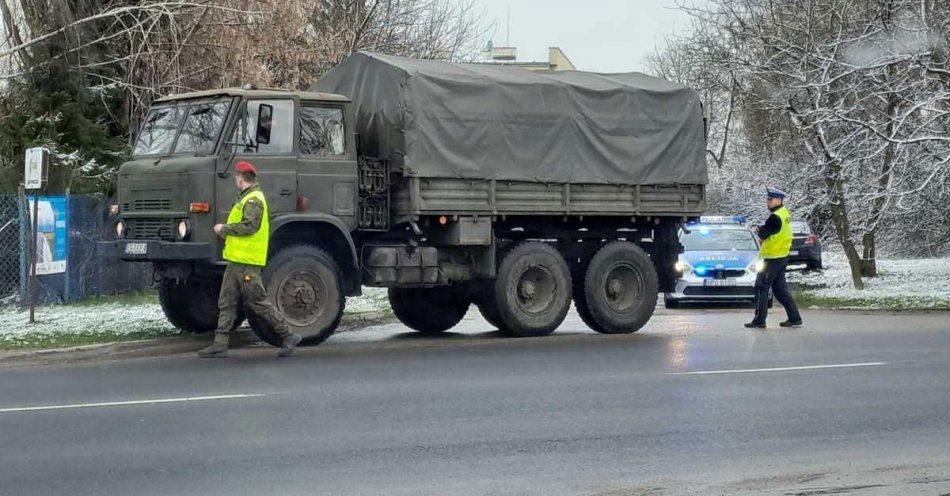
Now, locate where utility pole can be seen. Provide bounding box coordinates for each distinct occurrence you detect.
[24,147,48,324]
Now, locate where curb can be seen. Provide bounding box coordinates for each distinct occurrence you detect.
[0,311,394,367]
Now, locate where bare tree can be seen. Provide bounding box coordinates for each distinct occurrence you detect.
[651,0,950,288]
[0,0,486,189]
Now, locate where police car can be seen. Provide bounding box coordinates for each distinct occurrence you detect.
[664,216,766,308]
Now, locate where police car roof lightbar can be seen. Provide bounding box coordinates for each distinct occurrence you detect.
[694,215,747,225]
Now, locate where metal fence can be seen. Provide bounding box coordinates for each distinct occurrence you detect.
[0,195,19,303]
[0,193,152,306]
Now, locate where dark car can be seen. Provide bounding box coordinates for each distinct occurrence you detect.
[789,221,822,270]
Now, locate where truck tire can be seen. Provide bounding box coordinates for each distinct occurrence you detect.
[389,286,470,334]
[472,282,505,330]
[581,242,658,334]
[490,241,572,337]
[572,264,607,333]
[158,278,244,333]
[248,245,344,346]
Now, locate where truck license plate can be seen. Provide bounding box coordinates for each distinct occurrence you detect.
[704,279,736,287]
[124,242,147,255]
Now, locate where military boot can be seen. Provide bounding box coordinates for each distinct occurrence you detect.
[278,333,303,358]
[197,343,229,358]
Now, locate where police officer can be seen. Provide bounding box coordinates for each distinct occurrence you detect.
[198,161,302,358]
[745,187,804,329]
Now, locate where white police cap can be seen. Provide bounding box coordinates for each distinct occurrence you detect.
[766,187,786,199]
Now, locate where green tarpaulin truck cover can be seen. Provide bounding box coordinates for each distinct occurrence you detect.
[312,51,707,185]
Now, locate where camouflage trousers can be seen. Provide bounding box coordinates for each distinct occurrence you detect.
[214,262,290,345]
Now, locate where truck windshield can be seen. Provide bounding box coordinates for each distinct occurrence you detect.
[132,98,232,156]
[681,228,759,251]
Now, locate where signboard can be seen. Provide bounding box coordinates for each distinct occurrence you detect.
[27,196,68,275]
[24,147,48,190]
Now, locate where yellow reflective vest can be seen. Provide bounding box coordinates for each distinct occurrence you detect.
[222,188,269,266]
[760,206,793,259]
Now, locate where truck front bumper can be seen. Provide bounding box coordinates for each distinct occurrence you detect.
[97,240,212,261]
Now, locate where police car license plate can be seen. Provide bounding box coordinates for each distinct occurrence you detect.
[124,242,147,255]
[704,279,736,287]
[790,250,799,256]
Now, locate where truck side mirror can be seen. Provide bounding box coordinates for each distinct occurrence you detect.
[255,104,273,145]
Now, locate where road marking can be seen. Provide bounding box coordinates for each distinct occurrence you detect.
[0,394,266,414]
[667,362,887,376]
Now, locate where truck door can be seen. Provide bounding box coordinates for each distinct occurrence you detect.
[296,103,358,230]
[217,98,298,227]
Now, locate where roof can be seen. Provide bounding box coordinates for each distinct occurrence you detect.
[154,87,350,103]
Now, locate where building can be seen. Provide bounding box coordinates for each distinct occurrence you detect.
[478,43,576,72]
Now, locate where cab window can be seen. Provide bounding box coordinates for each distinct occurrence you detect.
[133,104,185,156]
[230,99,294,154]
[299,106,345,156]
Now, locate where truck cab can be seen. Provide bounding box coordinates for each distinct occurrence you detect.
[100,88,361,340]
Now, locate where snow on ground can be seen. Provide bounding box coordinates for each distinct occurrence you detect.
[0,287,393,344]
[344,287,390,313]
[787,251,950,307]
[0,302,178,346]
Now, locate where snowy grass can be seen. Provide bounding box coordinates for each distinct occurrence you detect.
[0,287,393,350]
[788,252,950,310]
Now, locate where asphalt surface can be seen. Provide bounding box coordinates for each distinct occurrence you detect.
[2,304,950,495]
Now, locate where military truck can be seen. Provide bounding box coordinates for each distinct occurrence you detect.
[99,52,706,346]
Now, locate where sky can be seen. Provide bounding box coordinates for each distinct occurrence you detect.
[476,0,693,74]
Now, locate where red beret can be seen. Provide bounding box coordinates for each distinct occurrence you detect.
[235,161,257,176]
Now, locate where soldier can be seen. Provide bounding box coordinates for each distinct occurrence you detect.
[745,187,804,329]
[198,161,302,358]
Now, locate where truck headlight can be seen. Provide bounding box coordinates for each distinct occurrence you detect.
[176,220,190,240]
[115,220,125,238]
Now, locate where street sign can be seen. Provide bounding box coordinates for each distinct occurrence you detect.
[24,147,49,190]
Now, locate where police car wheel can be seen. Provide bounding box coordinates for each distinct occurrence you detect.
[389,286,470,334]
[582,242,658,334]
[663,297,680,309]
[249,244,344,346]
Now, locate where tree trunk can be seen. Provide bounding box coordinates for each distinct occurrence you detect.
[861,232,877,277]
[860,65,898,280]
[822,154,864,289]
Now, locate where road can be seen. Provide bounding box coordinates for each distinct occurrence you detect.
[2,305,950,495]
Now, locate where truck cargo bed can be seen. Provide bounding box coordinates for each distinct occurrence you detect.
[391,177,704,221]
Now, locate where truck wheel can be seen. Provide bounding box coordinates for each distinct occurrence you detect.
[472,283,505,330]
[573,264,607,333]
[581,242,658,334]
[158,278,244,333]
[248,245,344,346]
[389,286,470,334]
[491,242,572,337]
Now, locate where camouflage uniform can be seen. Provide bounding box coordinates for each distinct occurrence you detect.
[212,184,291,346]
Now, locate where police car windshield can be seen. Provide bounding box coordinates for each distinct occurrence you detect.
[681,227,758,251]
